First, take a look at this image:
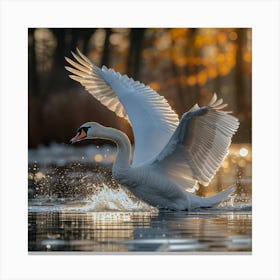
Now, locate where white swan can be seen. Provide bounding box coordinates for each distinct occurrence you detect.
[65,49,239,210]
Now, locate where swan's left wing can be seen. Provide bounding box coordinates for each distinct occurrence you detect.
[149,94,239,191]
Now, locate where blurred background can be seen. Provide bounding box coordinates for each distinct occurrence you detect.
[28,28,251,148]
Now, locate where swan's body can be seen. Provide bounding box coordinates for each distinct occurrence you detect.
[66,49,239,210]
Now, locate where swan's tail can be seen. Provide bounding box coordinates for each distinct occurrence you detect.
[189,185,236,209]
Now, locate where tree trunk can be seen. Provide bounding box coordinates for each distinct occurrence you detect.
[126,28,145,80]
[235,28,251,142]
[28,28,39,97]
[101,28,112,66]
[235,28,247,113]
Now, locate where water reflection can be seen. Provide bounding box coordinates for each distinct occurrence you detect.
[29,210,251,252]
[29,211,158,252]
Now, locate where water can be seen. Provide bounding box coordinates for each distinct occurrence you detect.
[28,210,251,252]
[28,143,252,253]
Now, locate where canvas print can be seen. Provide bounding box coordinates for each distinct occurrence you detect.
[28,28,252,252]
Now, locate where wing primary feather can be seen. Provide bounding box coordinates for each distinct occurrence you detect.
[65,66,89,77]
[211,98,223,107]
[76,48,93,65]
[69,75,83,83]
[65,57,92,74]
[71,51,92,70]
[213,103,228,110]
[208,93,217,106]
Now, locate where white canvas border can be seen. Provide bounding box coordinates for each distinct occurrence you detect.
[0,0,279,279]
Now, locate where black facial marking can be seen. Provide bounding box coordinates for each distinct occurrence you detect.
[77,126,90,134]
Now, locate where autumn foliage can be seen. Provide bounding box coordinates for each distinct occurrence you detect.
[28,28,251,147]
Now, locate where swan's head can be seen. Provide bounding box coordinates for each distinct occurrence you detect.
[70,122,103,144]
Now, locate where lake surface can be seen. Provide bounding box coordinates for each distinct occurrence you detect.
[28,143,252,253]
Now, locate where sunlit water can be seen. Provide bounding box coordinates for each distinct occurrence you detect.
[28,143,252,253]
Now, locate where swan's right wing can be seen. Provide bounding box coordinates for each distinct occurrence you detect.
[149,94,239,191]
[65,49,179,166]
[65,50,127,120]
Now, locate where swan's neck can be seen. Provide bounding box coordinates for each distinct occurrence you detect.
[100,127,132,172]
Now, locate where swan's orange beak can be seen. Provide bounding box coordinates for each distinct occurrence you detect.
[70,129,87,144]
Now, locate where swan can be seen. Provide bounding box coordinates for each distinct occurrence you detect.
[65,49,239,210]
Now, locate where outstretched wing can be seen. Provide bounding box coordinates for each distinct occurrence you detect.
[149,94,239,191]
[65,49,179,166]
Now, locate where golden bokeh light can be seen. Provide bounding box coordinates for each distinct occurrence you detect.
[239,148,248,157]
[229,31,238,41]
[94,154,103,162]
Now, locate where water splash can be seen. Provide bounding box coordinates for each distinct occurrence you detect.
[28,143,251,213]
[28,164,157,213]
[78,183,156,212]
